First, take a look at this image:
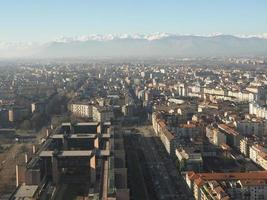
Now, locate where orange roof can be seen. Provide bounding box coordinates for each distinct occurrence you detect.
[163,129,174,140]
[258,151,267,159]
[158,120,166,128]
[240,180,266,186]
[218,124,239,136]
[188,171,267,182]
[194,177,204,187]
[180,123,196,128]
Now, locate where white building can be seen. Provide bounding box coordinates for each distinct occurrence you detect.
[249,144,267,170]
[70,103,92,118]
[240,137,253,157]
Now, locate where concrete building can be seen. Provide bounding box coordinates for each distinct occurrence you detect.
[11,122,129,200]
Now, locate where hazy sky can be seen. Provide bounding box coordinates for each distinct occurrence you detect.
[0,0,267,42]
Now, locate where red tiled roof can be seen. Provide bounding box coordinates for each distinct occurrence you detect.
[218,124,239,136]
[189,171,267,182]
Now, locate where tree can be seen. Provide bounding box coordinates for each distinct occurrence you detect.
[31,113,48,131]
[19,120,31,130]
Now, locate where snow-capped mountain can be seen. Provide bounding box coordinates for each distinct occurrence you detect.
[1,33,267,58]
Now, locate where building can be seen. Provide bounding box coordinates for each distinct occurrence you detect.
[206,126,226,146]
[170,122,201,138]
[237,119,267,136]
[152,113,176,157]
[70,102,92,118]
[256,86,267,106]
[249,144,267,170]
[186,171,267,200]
[11,122,129,200]
[176,147,203,172]
[8,107,30,122]
[31,102,46,114]
[218,124,241,149]
[249,102,267,120]
[240,137,254,157]
[92,105,114,122]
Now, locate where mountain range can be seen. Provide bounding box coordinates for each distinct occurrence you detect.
[1,33,267,58]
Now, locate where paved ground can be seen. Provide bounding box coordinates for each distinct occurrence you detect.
[124,135,151,200]
[0,143,31,199]
[0,128,48,199]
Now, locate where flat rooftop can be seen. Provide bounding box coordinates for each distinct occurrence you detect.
[76,122,99,126]
[52,134,97,139]
[188,171,267,181]
[51,133,110,139]
[39,150,110,157]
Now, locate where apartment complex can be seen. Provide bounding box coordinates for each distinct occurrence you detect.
[10,122,129,200]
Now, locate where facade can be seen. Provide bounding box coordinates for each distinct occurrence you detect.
[206,126,226,146]
[249,102,267,120]
[256,86,267,106]
[31,102,46,114]
[170,123,201,138]
[8,107,30,122]
[70,102,92,118]
[152,112,176,157]
[218,124,241,149]
[237,119,267,136]
[240,137,254,157]
[249,144,267,170]
[92,106,114,123]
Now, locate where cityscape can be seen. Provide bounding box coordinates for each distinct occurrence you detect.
[1,1,267,200]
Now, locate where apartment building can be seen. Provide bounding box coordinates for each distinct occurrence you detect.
[70,102,92,118]
[186,171,267,200]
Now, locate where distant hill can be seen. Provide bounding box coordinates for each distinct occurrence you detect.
[1,34,267,58]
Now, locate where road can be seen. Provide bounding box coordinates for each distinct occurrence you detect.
[133,125,193,200]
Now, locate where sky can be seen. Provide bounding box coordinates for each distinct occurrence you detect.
[0,0,267,42]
